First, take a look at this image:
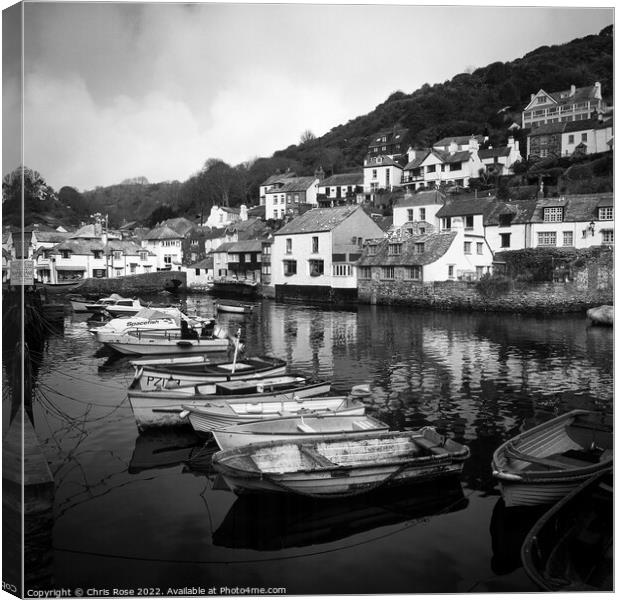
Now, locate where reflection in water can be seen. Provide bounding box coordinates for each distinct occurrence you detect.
[489,498,548,576]
[8,296,612,594]
[213,477,468,551]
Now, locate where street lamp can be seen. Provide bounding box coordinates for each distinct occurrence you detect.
[588,221,596,236]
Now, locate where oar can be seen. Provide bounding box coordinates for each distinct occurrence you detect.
[230,327,242,374]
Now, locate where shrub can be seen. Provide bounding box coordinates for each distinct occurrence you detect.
[475,273,512,297]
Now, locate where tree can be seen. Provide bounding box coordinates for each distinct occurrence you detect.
[300,129,316,144]
[2,166,57,225]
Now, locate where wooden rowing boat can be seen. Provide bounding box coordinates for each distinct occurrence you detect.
[211,414,389,450]
[215,301,253,314]
[182,396,367,434]
[491,410,612,507]
[128,378,333,430]
[521,468,612,591]
[212,427,470,496]
[130,355,288,390]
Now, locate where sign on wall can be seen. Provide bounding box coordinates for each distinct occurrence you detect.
[10,259,34,285]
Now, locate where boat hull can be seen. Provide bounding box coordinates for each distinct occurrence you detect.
[131,356,288,389]
[214,428,470,497]
[492,410,612,507]
[216,303,252,314]
[105,336,229,355]
[129,382,333,430]
[105,306,142,318]
[212,415,389,450]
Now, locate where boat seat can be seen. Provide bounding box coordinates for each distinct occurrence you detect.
[504,444,573,470]
[297,422,316,433]
[300,446,337,468]
[352,420,373,431]
[413,436,449,456]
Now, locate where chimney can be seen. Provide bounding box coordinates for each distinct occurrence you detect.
[239,204,248,222]
[469,136,479,151]
[570,84,576,96]
[530,93,535,102]
[594,81,602,100]
[507,136,514,147]
[314,166,325,181]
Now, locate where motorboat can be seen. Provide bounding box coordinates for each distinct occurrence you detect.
[103,297,144,317]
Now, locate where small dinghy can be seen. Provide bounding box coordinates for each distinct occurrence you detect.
[68,294,90,313]
[215,301,253,314]
[211,413,389,450]
[181,395,367,434]
[212,427,470,496]
[521,468,612,591]
[492,410,612,507]
[586,305,613,326]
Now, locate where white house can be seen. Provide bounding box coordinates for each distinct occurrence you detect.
[363,155,404,193]
[317,172,364,206]
[521,82,606,129]
[141,225,184,271]
[264,176,319,220]
[211,242,236,279]
[478,137,523,175]
[185,257,214,289]
[392,190,446,231]
[418,139,485,189]
[357,216,494,283]
[272,205,385,301]
[259,171,297,205]
[484,193,614,252]
[30,230,69,282]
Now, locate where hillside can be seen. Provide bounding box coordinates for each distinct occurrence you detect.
[5,25,613,228]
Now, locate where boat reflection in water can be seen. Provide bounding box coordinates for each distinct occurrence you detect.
[489,497,548,576]
[128,429,206,474]
[212,477,468,551]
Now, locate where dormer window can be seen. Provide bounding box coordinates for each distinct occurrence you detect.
[140,251,148,261]
[414,242,425,254]
[113,251,122,261]
[367,244,377,256]
[537,96,547,104]
[543,207,564,222]
[388,243,402,256]
[599,207,613,220]
[92,250,103,259]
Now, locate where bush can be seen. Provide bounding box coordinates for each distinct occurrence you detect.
[475,273,512,297]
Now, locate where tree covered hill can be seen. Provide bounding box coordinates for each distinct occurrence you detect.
[4,25,613,228]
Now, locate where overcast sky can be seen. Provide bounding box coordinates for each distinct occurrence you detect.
[2,2,614,192]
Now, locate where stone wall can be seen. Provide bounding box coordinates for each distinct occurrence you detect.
[358,253,614,313]
[74,271,187,296]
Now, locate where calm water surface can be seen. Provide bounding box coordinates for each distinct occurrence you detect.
[10,295,614,594]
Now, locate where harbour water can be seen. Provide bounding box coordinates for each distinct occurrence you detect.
[6,295,613,594]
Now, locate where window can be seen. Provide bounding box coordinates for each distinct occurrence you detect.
[388,243,401,256]
[562,231,574,246]
[449,162,461,172]
[465,215,474,229]
[358,266,372,279]
[581,133,587,142]
[308,259,324,276]
[602,230,614,244]
[164,255,173,267]
[537,232,557,246]
[476,242,483,255]
[599,207,613,220]
[568,134,574,144]
[407,209,414,222]
[113,251,122,261]
[195,268,201,276]
[130,264,136,274]
[285,238,292,254]
[419,208,426,221]
[263,245,271,255]
[543,207,564,222]
[464,242,472,254]
[262,265,271,276]
[405,266,422,280]
[333,264,352,277]
[476,266,484,279]
[386,170,390,187]
[283,260,297,276]
[367,245,377,256]
[414,243,425,254]
[448,265,454,279]
[500,233,511,248]
[537,96,546,104]
[382,266,395,280]
[312,236,319,253]
[61,250,70,259]
[140,251,148,261]
[427,165,436,173]
[294,194,299,203]
[372,169,377,179]
[92,269,105,278]
[93,250,103,259]
[442,217,451,230]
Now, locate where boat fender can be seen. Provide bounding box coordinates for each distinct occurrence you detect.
[256,384,264,393]
[179,410,190,419]
[492,470,523,482]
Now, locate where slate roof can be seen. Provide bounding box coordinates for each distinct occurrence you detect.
[394,190,446,208]
[368,127,408,147]
[160,217,195,235]
[265,176,316,194]
[436,197,496,218]
[549,84,601,106]
[260,172,297,187]
[188,256,214,269]
[484,199,538,226]
[212,242,237,253]
[478,147,511,159]
[531,194,614,223]
[319,173,363,187]
[403,151,431,170]
[226,240,263,253]
[435,150,473,164]
[433,135,485,148]
[371,215,393,232]
[105,240,144,254]
[528,118,611,138]
[54,238,106,253]
[358,232,457,267]
[275,205,361,236]
[364,155,406,168]
[143,225,184,240]
[33,231,70,243]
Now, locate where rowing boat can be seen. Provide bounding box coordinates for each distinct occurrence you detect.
[212,427,470,496]
[211,414,389,450]
[491,410,612,507]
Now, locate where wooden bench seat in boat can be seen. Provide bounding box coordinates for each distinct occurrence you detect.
[413,436,449,456]
[504,444,593,470]
[352,420,374,431]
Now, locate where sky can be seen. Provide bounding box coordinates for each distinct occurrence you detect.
[2,1,614,192]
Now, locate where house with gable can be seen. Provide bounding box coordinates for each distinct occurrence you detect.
[105,239,150,277]
[219,239,263,283]
[31,229,70,282]
[259,171,297,205]
[185,256,214,289]
[272,205,385,301]
[478,137,523,175]
[357,216,493,293]
[392,190,446,232]
[264,176,319,220]
[316,172,364,206]
[527,117,614,160]
[367,126,409,157]
[159,217,196,237]
[363,155,405,194]
[521,82,607,129]
[483,199,538,252]
[141,224,184,271]
[205,205,244,228]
